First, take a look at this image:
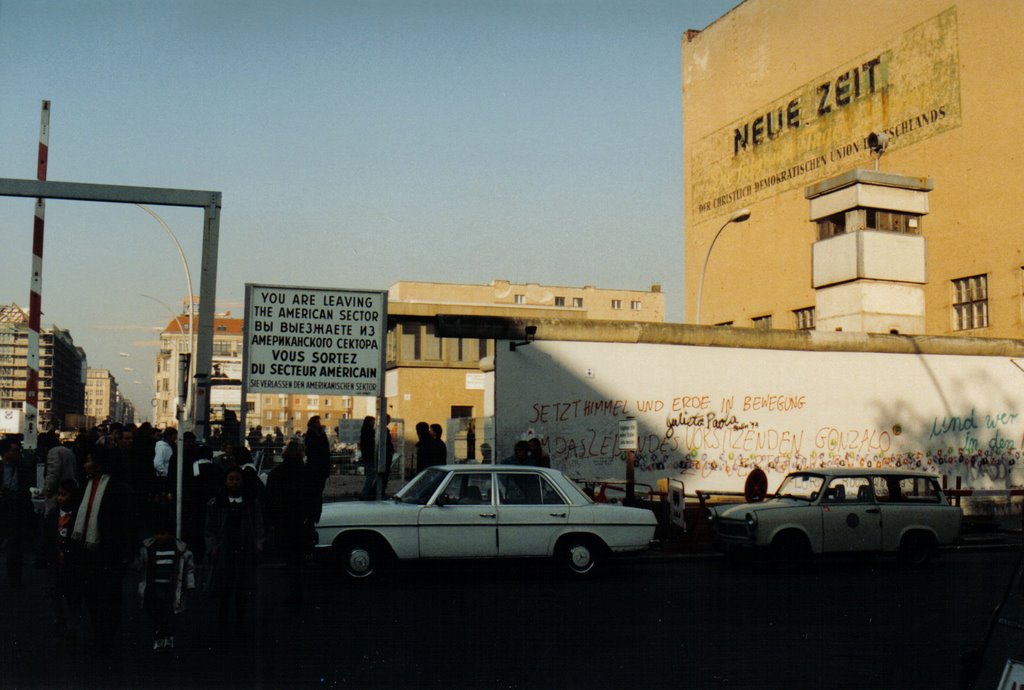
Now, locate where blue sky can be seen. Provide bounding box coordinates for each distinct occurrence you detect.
[0,0,737,416]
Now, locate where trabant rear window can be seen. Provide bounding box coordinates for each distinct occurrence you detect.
[775,473,825,500]
[822,477,873,504]
[873,476,942,503]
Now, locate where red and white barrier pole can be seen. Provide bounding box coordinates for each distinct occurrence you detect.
[24,100,49,450]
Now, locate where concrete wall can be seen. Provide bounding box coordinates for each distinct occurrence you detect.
[494,329,1024,506]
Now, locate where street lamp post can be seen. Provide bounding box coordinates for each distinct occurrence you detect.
[140,291,191,542]
[137,204,195,429]
[695,208,751,325]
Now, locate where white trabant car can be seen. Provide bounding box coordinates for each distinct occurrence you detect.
[710,468,962,565]
[316,465,658,579]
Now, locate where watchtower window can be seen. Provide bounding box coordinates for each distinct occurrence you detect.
[816,213,845,240]
[865,209,921,235]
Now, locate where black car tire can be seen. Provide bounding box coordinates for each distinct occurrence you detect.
[769,530,809,568]
[898,531,935,567]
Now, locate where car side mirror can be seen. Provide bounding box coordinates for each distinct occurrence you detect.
[434,494,449,507]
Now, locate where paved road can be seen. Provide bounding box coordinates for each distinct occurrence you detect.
[3,545,1020,689]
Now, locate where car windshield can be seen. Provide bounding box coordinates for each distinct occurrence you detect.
[774,473,825,500]
[395,468,448,505]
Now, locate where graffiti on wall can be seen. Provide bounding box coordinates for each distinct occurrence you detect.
[520,393,1024,491]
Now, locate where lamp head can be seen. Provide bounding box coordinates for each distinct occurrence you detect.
[730,208,751,223]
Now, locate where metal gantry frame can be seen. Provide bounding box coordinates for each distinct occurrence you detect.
[0,177,222,442]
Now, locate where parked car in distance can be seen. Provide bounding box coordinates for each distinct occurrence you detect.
[316,465,659,579]
[709,468,962,565]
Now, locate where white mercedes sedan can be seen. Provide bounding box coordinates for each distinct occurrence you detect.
[316,465,658,579]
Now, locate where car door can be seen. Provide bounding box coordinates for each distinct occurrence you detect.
[877,475,956,550]
[820,476,882,552]
[496,471,569,557]
[418,472,498,558]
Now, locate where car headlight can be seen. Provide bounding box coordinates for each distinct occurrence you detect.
[745,512,758,529]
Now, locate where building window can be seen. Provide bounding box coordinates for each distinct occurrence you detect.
[400,322,421,360]
[817,212,846,240]
[457,338,484,362]
[572,297,584,308]
[514,294,525,305]
[752,315,773,329]
[865,209,921,235]
[213,340,236,357]
[611,300,622,310]
[793,307,815,331]
[423,322,441,360]
[630,300,641,311]
[952,274,989,331]
[554,296,565,307]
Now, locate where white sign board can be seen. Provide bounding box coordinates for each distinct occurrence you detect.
[0,408,22,434]
[618,418,638,451]
[495,341,1024,497]
[244,284,386,396]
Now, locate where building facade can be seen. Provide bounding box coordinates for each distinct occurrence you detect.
[384,280,666,470]
[153,313,359,434]
[682,1,1022,337]
[388,280,665,322]
[85,368,118,424]
[0,303,87,431]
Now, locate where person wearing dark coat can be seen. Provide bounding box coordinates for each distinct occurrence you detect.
[205,465,264,630]
[0,436,34,588]
[303,416,331,523]
[181,432,217,562]
[430,423,448,467]
[72,446,131,654]
[414,422,431,475]
[266,440,313,605]
[357,416,396,500]
[39,478,82,643]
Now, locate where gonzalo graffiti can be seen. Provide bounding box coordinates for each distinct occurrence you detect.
[497,338,1024,500]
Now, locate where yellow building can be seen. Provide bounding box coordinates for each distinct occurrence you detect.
[682,0,1022,337]
[384,280,665,471]
[85,368,117,423]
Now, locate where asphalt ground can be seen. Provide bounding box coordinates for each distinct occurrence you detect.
[4,472,1022,689]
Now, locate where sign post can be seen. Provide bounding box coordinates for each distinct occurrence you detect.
[618,417,638,504]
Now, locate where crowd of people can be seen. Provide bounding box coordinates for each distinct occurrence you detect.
[0,416,555,659]
[0,417,333,657]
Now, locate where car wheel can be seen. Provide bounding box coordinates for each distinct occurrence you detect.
[898,532,935,567]
[769,531,809,567]
[558,536,601,576]
[338,540,378,580]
